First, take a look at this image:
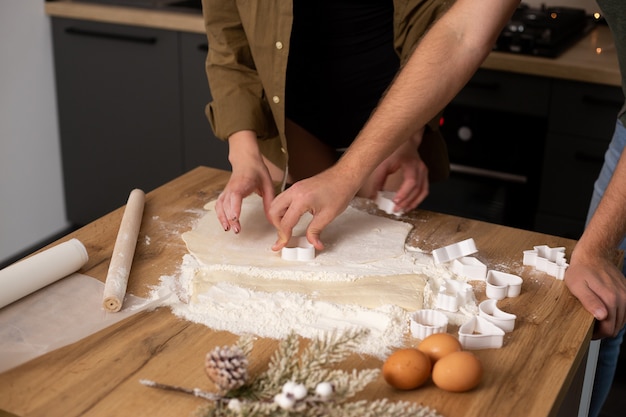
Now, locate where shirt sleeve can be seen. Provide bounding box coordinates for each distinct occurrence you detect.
[202,0,278,142]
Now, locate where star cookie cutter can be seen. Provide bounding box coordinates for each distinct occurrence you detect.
[432,238,478,264]
[523,245,568,280]
[435,279,474,312]
[281,236,315,261]
[485,270,523,300]
[375,191,404,216]
[451,256,487,280]
[409,309,448,340]
[458,315,505,350]
[478,299,517,332]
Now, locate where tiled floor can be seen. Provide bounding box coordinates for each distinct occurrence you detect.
[599,347,626,417]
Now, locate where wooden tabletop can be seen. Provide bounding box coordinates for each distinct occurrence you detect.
[0,167,594,417]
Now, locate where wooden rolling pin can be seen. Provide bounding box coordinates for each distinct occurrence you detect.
[102,188,145,312]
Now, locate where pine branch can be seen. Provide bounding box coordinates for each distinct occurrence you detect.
[140,379,221,401]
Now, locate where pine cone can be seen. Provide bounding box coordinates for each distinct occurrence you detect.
[205,345,249,392]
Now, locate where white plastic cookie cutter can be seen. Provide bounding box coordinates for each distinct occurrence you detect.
[435,279,474,312]
[432,238,478,264]
[479,299,517,332]
[281,236,315,261]
[523,245,568,280]
[458,315,505,350]
[375,191,404,216]
[485,270,523,300]
[451,256,487,280]
[409,309,448,340]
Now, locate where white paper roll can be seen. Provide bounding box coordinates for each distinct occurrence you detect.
[0,238,89,309]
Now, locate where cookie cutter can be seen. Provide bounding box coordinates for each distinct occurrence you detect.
[478,299,517,332]
[409,309,448,340]
[485,270,523,300]
[432,238,478,264]
[451,256,487,280]
[435,278,474,312]
[281,236,315,261]
[458,315,505,350]
[523,245,568,280]
[375,191,404,216]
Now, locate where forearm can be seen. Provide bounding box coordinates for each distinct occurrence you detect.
[335,0,519,188]
[573,151,626,262]
[227,130,263,167]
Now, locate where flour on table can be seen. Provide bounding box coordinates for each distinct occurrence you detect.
[156,195,477,358]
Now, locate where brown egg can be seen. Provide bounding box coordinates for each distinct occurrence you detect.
[382,348,432,390]
[417,333,462,364]
[432,350,483,392]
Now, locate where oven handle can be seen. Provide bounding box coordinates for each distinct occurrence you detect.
[449,163,528,184]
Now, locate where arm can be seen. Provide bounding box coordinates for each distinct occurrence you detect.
[203,0,276,232]
[268,0,521,250]
[203,0,276,141]
[565,151,626,338]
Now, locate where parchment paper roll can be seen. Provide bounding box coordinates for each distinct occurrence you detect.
[0,238,88,309]
[102,188,145,312]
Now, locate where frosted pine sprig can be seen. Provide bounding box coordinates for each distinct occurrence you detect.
[141,328,445,417]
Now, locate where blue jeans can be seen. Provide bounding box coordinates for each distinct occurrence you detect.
[587,119,626,417]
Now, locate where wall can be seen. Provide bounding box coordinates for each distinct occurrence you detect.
[0,0,69,265]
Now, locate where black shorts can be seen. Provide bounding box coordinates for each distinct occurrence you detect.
[285,0,399,149]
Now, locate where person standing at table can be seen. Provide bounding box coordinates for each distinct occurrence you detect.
[202,0,454,234]
[564,1,626,416]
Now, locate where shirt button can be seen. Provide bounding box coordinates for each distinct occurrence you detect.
[275,41,283,50]
[280,147,286,154]
[272,96,280,104]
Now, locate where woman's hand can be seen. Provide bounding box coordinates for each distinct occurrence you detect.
[215,131,276,234]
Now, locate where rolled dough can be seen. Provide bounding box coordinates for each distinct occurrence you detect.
[167,195,476,357]
[184,196,422,275]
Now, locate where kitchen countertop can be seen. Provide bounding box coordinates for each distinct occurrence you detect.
[45,0,621,87]
[0,166,597,417]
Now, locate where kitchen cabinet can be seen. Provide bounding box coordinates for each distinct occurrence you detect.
[180,32,229,172]
[52,18,228,226]
[535,79,624,238]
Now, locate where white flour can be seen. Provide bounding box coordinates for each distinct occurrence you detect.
[150,197,479,359]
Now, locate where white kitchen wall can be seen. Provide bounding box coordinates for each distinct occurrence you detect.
[0,0,69,264]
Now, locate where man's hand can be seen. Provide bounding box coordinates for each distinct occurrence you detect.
[565,251,626,339]
[268,169,359,251]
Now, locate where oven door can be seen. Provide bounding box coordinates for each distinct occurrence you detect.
[420,104,547,230]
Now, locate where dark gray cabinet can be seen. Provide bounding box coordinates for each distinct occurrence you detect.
[535,79,624,238]
[52,18,229,226]
[180,32,229,172]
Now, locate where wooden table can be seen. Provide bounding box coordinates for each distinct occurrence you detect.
[0,167,594,417]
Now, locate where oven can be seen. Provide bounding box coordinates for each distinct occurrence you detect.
[419,69,551,230]
[419,5,592,231]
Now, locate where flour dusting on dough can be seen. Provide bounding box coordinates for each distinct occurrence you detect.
[154,195,478,358]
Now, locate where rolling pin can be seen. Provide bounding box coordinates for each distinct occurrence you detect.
[102,188,145,312]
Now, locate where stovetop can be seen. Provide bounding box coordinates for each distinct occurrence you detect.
[493,4,595,58]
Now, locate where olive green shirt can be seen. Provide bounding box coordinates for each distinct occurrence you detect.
[202,0,453,180]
